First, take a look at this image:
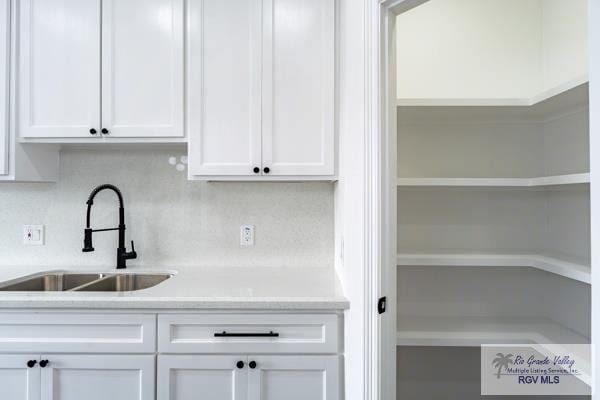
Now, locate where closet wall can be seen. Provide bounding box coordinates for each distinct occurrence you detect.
[395,0,590,398]
[396,0,588,102]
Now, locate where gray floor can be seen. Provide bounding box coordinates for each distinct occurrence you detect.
[397,347,590,400]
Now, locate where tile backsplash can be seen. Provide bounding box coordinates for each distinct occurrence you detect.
[0,148,334,268]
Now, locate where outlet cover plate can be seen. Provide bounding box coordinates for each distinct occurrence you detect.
[24,225,45,246]
[240,225,255,246]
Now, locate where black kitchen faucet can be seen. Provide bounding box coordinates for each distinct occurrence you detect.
[82,184,137,269]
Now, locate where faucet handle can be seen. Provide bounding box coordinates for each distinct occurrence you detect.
[126,240,138,260]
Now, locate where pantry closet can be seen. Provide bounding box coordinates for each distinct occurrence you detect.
[394,1,591,398]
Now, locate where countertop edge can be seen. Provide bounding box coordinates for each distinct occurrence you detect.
[0,297,350,310]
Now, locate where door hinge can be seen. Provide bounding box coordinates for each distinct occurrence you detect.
[378,296,387,314]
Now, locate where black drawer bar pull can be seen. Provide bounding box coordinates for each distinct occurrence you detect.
[214,331,279,338]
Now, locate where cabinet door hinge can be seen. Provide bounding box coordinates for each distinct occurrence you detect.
[377,296,387,314]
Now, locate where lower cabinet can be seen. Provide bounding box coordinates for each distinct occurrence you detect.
[0,355,40,400]
[0,312,343,400]
[0,354,155,400]
[157,355,245,400]
[158,355,340,400]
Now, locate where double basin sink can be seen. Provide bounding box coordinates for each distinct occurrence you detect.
[0,271,172,292]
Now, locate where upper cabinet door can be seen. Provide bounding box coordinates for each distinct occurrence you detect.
[188,0,262,176]
[101,0,184,138]
[261,0,335,176]
[19,0,101,138]
[0,0,9,175]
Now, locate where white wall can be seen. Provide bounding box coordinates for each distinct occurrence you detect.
[397,266,591,336]
[396,0,589,100]
[397,105,590,179]
[396,0,542,100]
[542,0,589,90]
[335,0,367,399]
[0,148,334,268]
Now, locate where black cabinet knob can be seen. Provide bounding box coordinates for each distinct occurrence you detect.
[89,129,97,135]
[39,360,49,368]
[236,361,245,369]
[249,361,257,369]
[27,360,37,368]
[253,167,260,174]
[263,167,270,174]
[101,128,109,134]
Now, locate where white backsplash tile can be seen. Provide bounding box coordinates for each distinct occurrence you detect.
[0,148,334,268]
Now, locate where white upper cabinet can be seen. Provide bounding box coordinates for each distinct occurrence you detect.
[261,0,335,176]
[101,0,184,138]
[18,0,101,138]
[188,0,261,175]
[0,0,9,174]
[19,0,184,140]
[189,0,335,179]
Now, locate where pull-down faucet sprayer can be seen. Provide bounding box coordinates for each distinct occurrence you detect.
[83,184,137,269]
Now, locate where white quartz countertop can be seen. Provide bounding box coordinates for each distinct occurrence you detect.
[0,265,349,310]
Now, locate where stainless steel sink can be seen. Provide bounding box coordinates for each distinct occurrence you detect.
[0,273,105,291]
[75,273,172,292]
[0,272,172,292]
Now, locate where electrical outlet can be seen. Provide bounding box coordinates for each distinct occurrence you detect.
[240,225,255,246]
[24,225,45,246]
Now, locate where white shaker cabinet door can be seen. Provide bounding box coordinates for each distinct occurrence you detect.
[0,355,41,400]
[40,355,155,400]
[101,0,184,138]
[248,356,340,400]
[0,0,9,174]
[188,0,262,176]
[261,0,335,176]
[18,0,101,138]
[157,355,247,400]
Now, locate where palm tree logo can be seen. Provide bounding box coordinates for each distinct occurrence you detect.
[492,353,514,378]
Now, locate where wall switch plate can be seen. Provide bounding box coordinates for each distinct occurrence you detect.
[240,225,255,246]
[24,225,45,246]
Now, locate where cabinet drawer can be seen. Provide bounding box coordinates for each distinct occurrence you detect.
[158,314,340,354]
[0,313,156,353]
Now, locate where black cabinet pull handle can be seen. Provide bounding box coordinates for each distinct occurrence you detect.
[249,361,257,369]
[214,331,279,338]
[101,128,109,134]
[27,360,37,368]
[253,167,260,174]
[236,361,245,369]
[263,167,270,174]
[39,360,49,368]
[89,129,97,135]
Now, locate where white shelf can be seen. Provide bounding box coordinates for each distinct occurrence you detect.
[396,173,590,188]
[396,253,590,284]
[396,75,588,107]
[396,316,589,347]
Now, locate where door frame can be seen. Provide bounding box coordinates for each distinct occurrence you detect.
[363,1,429,400]
[590,0,600,398]
[369,1,599,400]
